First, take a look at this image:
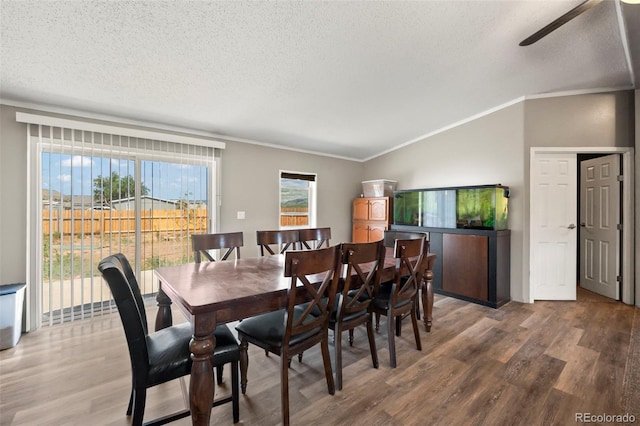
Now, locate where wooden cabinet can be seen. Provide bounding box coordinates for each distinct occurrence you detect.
[442,233,489,301]
[391,225,510,308]
[352,197,392,242]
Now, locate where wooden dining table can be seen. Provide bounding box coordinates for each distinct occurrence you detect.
[154,247,436,425]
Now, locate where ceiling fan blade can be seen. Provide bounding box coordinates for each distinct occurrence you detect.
[519,0,604,46]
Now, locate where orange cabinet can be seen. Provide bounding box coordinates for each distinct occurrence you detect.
[352,197,392,242]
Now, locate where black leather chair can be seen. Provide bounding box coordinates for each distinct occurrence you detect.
[98,253,240,425]
[235,246,341,426]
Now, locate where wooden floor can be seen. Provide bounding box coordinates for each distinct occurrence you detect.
[1,288,638,425]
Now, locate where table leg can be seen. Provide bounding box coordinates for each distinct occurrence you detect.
[189,314,216,425]
[422,269,434,332]
[155,287,173,331]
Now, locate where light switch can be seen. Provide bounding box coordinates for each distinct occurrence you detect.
[237,211,245,220]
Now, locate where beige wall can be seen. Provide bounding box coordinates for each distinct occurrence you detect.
[364,103,527,301]
[0,104,363,287]
[2,90,635,306]
[219,141,362,255]
[364,90,636,304]
[0,105,28,285]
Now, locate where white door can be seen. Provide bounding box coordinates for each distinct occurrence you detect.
[531,153,577,300]
[580,155,620,299]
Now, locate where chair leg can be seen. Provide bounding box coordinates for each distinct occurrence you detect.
[298,352,303,363]
[126,387,134,415]
[334,327,343,391]
[321,331,336,395]
[411,304,422,351]
[281,354,290,426]
[348,329,354,346]
[387,312,397,368]
[231,360,240,423]
[395,315,402,337]
[366,318,379,369]
[375,313,381,332]
[131,387,146,426]
[416,283,422,320]
[216,365,224,385]
[239,338,249,394]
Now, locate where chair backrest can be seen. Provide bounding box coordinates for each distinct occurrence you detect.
[387,238,426,307]
[383,230,428,248]
[298,227,331,250]
[98,253,149,373]
[283,245,341,345]
[256,229,300,256]
[338,240,385,321]
[192,232,243,263]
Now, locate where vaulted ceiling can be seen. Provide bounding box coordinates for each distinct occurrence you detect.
[1,1,638,161]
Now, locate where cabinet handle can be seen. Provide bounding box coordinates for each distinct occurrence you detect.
[567,224,576,229]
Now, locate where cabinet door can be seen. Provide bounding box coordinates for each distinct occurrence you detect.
[353,199,370,221]
[369,198,388,221]
[442,233,488,300]
[368,223,387,242]
[352,223,370,243]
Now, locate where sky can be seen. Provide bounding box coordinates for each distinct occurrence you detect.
[42,152,209,201]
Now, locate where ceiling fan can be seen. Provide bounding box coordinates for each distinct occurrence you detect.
[519,0,604,46]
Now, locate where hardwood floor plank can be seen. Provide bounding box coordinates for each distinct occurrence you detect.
[1,289,638,425]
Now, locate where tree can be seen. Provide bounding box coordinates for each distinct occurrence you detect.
[93,172,149,204]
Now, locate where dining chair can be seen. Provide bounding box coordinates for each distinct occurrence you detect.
[371,237,425,368]
[256,229,300,255]
[235,245,341,426]
[98,253,240,425]
[192,232,243,262]
[330,240,385,390]
[298,227,331,249]
[382,230,430,321]
[192,231,243,381]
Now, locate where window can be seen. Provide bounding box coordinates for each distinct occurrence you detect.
[279,171,316,229]
[20,113,223,327]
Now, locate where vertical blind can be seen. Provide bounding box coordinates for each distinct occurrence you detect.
[23,117,221,327]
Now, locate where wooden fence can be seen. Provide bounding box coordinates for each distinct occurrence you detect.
[43,208,309,234]
[280,207,309,227]
[42,209,208,235]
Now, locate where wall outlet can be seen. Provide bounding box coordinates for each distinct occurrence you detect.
[237,211,245,220]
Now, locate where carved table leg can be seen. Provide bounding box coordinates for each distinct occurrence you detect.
[189,314,216,426]
[423,270,434,332]
[155,287,173,331]
[239,338,249,394]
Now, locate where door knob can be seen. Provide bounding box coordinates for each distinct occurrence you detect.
[580,222,586,227]
[568,224,576,229]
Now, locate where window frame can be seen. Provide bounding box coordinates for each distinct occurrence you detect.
[279,170,317,230]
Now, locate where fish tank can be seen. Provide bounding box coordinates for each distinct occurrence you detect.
[394,184,509,230]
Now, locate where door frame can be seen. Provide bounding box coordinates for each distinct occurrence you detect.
[529,147,635,305]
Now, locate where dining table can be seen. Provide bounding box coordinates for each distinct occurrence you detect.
[154,247,436,425]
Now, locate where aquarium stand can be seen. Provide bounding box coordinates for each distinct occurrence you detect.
[391,225,510,308]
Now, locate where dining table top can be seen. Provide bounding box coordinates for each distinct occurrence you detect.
[154,247,436,323]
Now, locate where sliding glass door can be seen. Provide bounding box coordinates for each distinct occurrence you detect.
[37,131,214,326]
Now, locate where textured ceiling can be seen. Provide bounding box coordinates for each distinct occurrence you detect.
[1,1,637,161]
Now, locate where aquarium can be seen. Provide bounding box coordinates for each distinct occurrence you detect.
[394,185,509,230]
